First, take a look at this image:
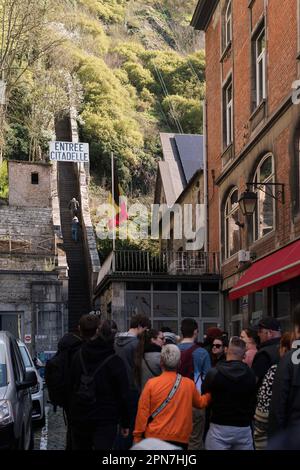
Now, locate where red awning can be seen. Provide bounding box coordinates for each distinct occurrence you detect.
[229,239,300,300]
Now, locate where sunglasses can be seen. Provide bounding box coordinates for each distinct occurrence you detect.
[212,344,222,349]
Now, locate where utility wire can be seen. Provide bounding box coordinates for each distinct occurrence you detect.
[154,63,184,134]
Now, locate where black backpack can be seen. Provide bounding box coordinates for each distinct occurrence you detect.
[75,350,115,406]
[45,349,71,408]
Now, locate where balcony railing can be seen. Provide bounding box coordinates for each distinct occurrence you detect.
[112,250,220,275]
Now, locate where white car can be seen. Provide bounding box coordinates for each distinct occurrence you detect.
[17,340,45,425]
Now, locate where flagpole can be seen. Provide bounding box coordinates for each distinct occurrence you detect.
[111,152,116,254]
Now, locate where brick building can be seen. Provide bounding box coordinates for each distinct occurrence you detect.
[192,0,300,334]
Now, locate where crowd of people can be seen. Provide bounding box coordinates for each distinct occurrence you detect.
[45,307,300,450]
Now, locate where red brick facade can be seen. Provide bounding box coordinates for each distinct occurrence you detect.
[192,0,300,332]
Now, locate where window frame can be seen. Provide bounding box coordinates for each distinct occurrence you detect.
[223,77,233,148]
[252,154,275,241]
[224,188,240,260]
[225,1,232,48]
[255,26,266,107]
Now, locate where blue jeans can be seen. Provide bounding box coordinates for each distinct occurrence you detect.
[72,226,78,242]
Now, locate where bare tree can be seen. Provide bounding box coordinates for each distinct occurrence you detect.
[0,0,65,162]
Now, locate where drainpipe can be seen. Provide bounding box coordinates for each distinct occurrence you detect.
[203,99,209,253]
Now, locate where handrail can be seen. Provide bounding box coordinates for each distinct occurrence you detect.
[112,250,220,275]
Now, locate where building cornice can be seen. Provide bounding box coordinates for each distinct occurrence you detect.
[191,0,219,31]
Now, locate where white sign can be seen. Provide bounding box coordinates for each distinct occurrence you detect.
[24,334,32,344]
[49,141,89,163]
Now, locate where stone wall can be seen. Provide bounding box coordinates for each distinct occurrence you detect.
[0,271,67,355]
[8,161,52,208]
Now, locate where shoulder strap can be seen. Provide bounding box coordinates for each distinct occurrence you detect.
[143,356,159,377]
[182,343,200,358]
[147,374,182,425]
[79,350,116,378]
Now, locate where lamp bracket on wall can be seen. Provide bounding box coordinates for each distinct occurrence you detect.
[246,182,285,204]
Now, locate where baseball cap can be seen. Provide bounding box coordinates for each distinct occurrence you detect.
[258,317,281,332]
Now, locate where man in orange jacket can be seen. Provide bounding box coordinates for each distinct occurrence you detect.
[133,344,211,449]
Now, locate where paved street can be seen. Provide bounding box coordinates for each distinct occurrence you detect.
[33,400,66,451]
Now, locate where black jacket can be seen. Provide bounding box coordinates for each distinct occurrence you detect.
[69,336,130,428]
[252,337,280,388]
[58,332,82,352]
[202,360,256,427]
[268,346,300,437]
[57,332,83,409]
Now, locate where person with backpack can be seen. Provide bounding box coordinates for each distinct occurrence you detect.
[178,318,211,450]
[68,316,130,450]
[68,197,80,218]
[133,344,211,449]
[45,314,101,449]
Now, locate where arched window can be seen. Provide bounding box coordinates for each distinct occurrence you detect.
[225,188,240,259]
[253,154,275,240]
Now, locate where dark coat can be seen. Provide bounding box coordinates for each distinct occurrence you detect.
[202,360,257,427]
[252,337,281,387]
[268,346,300,437]
[69,336,130,429]
[57,332,83,409]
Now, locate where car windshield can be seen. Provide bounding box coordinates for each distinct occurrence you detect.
[0,342,8,387]
[19,345,33,368]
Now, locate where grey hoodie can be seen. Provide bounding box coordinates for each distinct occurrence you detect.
[114,333,139,390]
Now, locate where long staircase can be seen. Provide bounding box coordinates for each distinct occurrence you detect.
[55,116,91,331]
[58,162,91,330]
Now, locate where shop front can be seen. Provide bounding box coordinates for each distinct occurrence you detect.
[224,239,300,334]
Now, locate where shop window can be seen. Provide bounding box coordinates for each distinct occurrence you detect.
[181,282,199,292]
[153,282,177,291]
[202,293,219,318]
[126,282,151,291]
[273,283,291,330]
[153,293,177,317]
[181,294,199,318]
[202,281,219,292]
[253,154,275,241]
[126,293,151,317]
[153,320,178,334]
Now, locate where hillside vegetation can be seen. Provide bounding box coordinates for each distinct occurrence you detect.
[0,0,205,194]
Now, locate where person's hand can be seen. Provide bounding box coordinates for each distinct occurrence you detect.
[121,428,129,438]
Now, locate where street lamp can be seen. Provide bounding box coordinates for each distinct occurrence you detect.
[238,190,258,217]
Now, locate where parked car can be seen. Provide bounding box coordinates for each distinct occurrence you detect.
[0,331,37,450]
[17,340,45,425]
